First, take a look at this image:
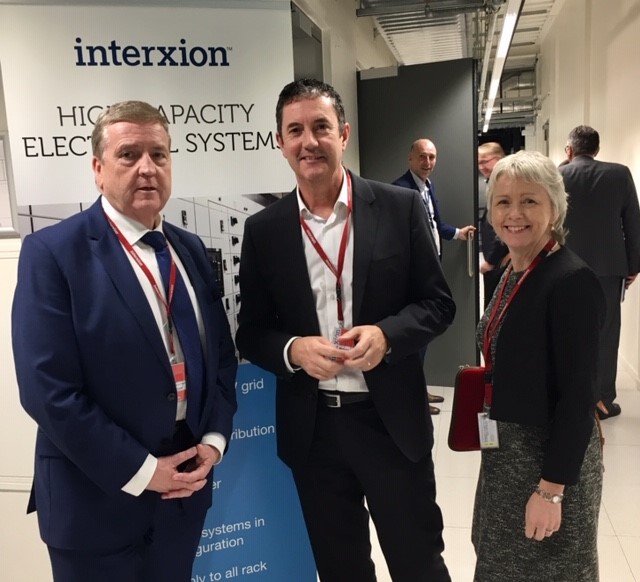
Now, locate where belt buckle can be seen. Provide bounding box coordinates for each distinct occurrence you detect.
[325,393,341,408]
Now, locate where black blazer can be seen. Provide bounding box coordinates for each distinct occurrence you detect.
[236,171,456,468]
[487,247,605,484]
[560,155,640,277]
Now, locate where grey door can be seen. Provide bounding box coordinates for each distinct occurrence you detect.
[357,59,479,386]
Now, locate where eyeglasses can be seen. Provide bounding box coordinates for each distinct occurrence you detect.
[478,156,498,167]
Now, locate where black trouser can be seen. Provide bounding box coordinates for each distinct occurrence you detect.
[597,276,623,404]
[291,400,450,582]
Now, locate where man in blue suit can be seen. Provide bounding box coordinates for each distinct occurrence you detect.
[393,138,474,413]
[393,138,475,256]
[12,101,238,582]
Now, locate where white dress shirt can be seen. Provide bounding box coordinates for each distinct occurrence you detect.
[284,169,368,393]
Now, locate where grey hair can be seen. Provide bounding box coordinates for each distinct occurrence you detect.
[486,150,568,244]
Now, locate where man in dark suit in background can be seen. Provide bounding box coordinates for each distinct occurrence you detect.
[236,79,455,582]
[477,141,509,307]
[393,138,474,413]
[560,125,640,419]
[12,101,238,581]
[393,138,475,253]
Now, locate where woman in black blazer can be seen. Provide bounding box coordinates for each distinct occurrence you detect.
[472,150,605,581]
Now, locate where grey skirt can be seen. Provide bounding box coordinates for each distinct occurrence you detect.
[472,421,603,582]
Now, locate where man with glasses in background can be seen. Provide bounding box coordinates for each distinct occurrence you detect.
[477,142,508,307]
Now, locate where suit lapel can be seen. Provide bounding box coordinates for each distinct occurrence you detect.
[86,201,172,376]
[406,170,420,192]
[350,172,378,324]
[281,191,323,334]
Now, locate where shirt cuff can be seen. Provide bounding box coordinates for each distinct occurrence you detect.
[284,336,302,373]
[453,228,460,240]
[201,432,227,464]
[122,454,157,497]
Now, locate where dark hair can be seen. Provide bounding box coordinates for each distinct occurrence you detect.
[91,100,170,158]
[567,125,599,156]
[275,78,346,135]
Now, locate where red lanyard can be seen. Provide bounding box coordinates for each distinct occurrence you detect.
[482,238,556,405]
[105,213,179,357]
[299,172,353,324]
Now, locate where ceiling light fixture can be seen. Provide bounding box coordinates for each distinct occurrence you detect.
[482,0,524,132]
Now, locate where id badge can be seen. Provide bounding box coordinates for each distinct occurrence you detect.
[333,324,354,350]
[172,361,187,402]
[478,412,499,449]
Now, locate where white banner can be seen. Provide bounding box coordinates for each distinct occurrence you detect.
[0,4,294,205]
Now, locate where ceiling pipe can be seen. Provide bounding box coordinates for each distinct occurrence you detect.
[477,9,498,120]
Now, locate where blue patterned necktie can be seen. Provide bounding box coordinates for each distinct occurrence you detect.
[141,231,204,433]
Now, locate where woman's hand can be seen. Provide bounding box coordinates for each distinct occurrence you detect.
[524,479,564,541]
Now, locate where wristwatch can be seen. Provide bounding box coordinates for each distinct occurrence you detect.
[535,487,564,504]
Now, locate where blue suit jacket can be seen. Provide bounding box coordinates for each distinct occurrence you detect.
[392,170,456,249]
[12,198,238,551]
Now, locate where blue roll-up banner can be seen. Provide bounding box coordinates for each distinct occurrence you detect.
[192,363,316,581]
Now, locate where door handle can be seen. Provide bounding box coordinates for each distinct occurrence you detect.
[467,236,474,278]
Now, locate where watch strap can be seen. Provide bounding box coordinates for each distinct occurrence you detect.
[535,487,564,503]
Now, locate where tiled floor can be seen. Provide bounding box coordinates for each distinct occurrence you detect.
[369,375,640,581]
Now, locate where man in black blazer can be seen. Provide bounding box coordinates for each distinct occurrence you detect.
[478,141,509,307]
[12,101,238,581]
[236,79,455,582]
[392,138,474,413]
[560,125,640,419]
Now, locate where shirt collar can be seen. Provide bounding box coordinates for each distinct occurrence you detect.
[101,196,164,245]
[297,167,349,221]
[410,170,430,191]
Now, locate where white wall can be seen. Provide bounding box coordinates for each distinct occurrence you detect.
[292,0,396,172]
[536,0,640,385]
[0,237,52,580]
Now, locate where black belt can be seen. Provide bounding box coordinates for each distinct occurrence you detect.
[319,391,371,408]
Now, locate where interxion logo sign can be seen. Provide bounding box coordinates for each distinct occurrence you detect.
[73,37,231,67]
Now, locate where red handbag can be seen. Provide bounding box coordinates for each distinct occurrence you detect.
[448,365,486,451]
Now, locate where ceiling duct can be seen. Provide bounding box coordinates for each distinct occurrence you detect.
[424,0,503,17]
[357,0,506,18]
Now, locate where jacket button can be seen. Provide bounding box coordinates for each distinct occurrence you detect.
[167,393,176,401]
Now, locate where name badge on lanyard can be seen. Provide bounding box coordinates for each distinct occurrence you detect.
[300,170,354,351]
[478,411,499,449]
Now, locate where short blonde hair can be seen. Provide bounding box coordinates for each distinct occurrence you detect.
[486,150,568,244]
[91,101,170,159]
[478,142,505,158]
